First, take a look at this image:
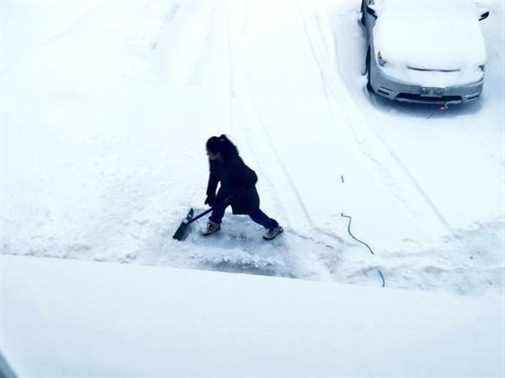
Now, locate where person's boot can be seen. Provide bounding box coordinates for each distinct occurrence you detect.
[263,226,283,241]
[202,221,221,237]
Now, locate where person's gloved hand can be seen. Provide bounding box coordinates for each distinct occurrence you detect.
[205,194,216,207]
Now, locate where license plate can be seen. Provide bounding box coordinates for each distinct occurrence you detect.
[421,87,445,96]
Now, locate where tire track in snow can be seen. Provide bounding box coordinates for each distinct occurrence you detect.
[186,6,216,86]
[41,2,106,46]
[0,1,12,73]
[227,0,347,248]
[156,2,218,210]
[326,11,490,289]
[297,3,388,286]
[151,3,181,51]
[225,2,236,134]
[298,3,416,218]
[329,10,458,238]
[168,3,333,279]
[223,0,298,233]
[294,1,372,246]
[250,96,350,246]
[0,1,105,78]
[187,4,219,208]
[300,4,457,240]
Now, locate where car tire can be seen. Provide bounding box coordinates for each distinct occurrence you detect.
[366,48,374,93]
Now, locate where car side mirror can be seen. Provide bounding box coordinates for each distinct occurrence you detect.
[479,10,490,21]
[367,4,378,18]
[366,0,381,18]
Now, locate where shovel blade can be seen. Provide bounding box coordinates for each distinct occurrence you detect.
[173,222,191,241]
[172,208,195,241]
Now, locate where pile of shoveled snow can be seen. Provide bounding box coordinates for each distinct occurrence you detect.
[1,255,503,378]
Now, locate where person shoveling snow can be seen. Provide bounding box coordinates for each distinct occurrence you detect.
[173,135,283,241]
[203,135,283,240]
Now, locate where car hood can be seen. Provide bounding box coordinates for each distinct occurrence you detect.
[374,0,487,70]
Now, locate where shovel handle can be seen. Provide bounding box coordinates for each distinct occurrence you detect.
[185,196,233,225]
[185,207,213,225]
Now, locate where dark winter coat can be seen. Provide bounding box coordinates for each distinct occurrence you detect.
[206,154,259,215]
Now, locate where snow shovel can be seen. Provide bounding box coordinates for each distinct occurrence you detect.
[172,208,211,241]
[172,197,232,241]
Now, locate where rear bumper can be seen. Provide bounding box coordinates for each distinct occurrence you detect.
[371,66,484,105]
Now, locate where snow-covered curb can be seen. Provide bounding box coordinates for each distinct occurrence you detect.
[1,255,503,377]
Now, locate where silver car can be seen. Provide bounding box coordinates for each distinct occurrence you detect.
[361,0,490,105]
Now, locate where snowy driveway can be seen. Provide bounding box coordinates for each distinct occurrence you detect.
[1,0,503,294]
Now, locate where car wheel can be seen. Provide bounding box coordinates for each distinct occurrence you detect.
[366,48,374,93]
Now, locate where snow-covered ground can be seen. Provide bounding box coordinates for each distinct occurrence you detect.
[1,0,504,294]
[1,254,504,377]
[1,0,504,375]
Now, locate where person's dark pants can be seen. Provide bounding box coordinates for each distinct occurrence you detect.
[209,203,279,230]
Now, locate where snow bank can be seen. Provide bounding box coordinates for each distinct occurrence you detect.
[1,255,503,378]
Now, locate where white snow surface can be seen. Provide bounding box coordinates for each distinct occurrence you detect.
[1,254,504,377]
[0,0,504,295]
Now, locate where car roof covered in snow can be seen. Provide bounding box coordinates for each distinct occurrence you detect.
[374,0,486,69]
[380,0,477,13]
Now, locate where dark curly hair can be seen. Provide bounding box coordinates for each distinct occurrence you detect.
[206,135,239,160]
